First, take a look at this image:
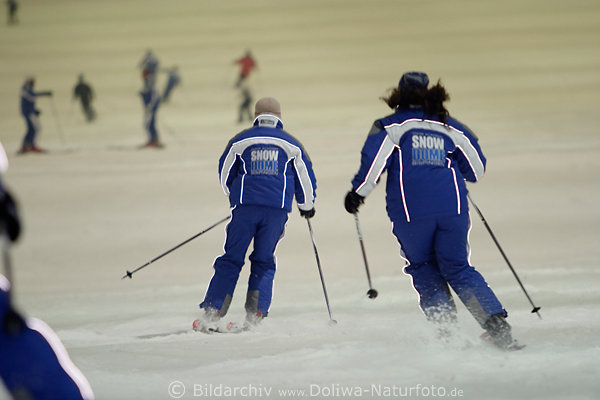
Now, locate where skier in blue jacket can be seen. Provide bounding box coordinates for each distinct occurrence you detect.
[196,97,317,331]
[344,72,520,350]
[19,76,53,154]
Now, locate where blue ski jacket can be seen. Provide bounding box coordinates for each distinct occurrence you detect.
[219,114,317,212]
[351,107,486,222]
[20,85,43,116]
[0,274,95,399]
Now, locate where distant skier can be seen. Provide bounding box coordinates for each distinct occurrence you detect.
[233,50,257,88]
[6,0,18,25]
[0,142,95,399]
[194,97,317,332]
[139,69,162,148]
[237,82,253,123]
[73,74,96,122]
[161,66,180,103]
[18,76,53,154]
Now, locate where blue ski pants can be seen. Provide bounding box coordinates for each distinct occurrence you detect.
[144,109,158,142]
[22,113,40,147]
[201,205,288,317]
[392,213,505,326]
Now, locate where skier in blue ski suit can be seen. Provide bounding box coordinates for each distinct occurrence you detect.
[19,76,53,154]
[344,72,519,349]
[0,143,94,399]
[139,69,161,147]
[199,97,316,328]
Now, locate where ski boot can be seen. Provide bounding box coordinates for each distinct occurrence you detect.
[243,310,264,330]
[192,308,220,333]
[482,313,524,351]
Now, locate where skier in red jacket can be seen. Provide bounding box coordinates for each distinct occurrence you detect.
[234,50,257,88]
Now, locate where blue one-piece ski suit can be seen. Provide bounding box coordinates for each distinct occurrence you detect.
[201,114,317,318]
[351,107,506,326]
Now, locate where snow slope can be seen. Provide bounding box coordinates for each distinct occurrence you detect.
[1,0,599,399]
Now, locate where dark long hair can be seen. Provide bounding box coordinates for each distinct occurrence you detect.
[381,81,450,123]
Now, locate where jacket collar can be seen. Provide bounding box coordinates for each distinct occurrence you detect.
[253,114,283,129]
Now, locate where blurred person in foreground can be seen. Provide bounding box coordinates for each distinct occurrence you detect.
[0,142,95,399]
[194,97,317,332]
[344,71,522,350]
[18,76,53,154]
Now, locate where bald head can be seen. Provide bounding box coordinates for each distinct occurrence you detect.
[254,97,281,117]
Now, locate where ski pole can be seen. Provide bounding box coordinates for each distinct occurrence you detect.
[121,215,231,280]
[306,219,337,325]
[353,213,378,299]
[48,97,66,145]
[467,193,541,319]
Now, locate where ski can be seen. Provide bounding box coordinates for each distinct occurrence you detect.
[480,332,526,351]
[192,319,248,335]
[136,320,250,339]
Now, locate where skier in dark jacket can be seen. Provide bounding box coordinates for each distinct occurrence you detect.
[6,0,18,25]
[73,74,96,122]
[345,71,521,350]
[237,82,253,123]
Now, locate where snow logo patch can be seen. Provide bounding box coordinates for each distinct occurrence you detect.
[250,147,279,175]
[411,133,446,166]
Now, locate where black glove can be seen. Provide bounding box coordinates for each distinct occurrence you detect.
[299,208,315,219]
[344,190,364,214]
[0,189,21,242]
